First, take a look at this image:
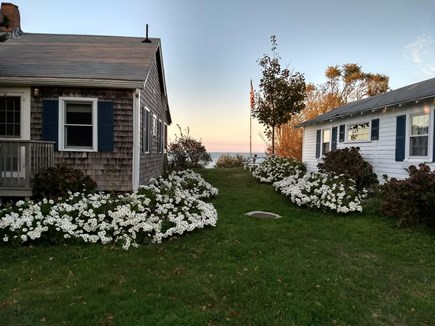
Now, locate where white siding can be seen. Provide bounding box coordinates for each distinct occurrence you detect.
[302,101,435,182]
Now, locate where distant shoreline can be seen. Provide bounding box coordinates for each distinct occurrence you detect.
[207,152,266,168]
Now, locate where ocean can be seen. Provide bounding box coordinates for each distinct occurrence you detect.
[207,152,266,168]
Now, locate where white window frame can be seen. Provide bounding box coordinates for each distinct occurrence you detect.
[321,128,331,155]
[59,97,98,152]
[0,88,30,141]
[407,111,430,159]
[345,121,370,142]
[158,119,163,154]
[152,114,157,137]
[143,107,151,153]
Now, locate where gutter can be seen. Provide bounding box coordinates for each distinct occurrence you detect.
[0,77,144,89]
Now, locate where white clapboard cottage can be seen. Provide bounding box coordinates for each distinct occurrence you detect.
[300,77,435,181]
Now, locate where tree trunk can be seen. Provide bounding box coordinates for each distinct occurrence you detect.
[271,125,275,154]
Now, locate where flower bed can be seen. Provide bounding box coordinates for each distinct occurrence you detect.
[0,170,218,250]
[274,172,366,213]
[253,156,367,214]
[252,156,306,183]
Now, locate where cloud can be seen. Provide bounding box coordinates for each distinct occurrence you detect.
[403,34,435,76]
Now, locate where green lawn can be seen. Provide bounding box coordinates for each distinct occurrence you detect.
[1,168,434,325]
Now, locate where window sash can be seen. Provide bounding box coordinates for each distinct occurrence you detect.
[409,135,428,156]
[322,129,330,155]
[59,98,97,151]
[347,122,370,141]
[0,96,21,137]
[409,113,429,157]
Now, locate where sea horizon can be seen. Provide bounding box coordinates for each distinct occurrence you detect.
[206,152,267,168]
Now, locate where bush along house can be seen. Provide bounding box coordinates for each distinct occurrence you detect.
[299,77,435,182]
[0,3,171,198]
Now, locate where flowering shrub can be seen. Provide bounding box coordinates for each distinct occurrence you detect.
[381,164,435,227]
[0,170,218,250]
[274,172,367,214]
[252,156,306,183]
[317,147,378,192]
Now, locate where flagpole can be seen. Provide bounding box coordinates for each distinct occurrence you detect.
[250,107,252,158]
[249,79,254,159]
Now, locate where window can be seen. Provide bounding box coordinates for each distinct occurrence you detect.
[152,114,157,136]
[59,97,98,151]
[143,108,151,153]
[322,129,330,155]
[347,122,370,141]
[0,96,20,137]
[409,113,429,156]
[157,120,162,153]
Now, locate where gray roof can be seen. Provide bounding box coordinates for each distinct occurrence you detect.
[0,33,162,88]
[300,77,435,126]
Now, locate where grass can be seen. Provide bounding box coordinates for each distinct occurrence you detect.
[1,168,434,325]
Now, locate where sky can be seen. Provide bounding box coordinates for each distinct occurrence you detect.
[15,0,435,153]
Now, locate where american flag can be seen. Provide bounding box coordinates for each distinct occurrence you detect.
[250,79,255,110]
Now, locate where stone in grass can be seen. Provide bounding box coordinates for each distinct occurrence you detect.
[245,211,281,219]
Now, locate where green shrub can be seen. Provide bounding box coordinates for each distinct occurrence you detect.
[381,164,435,227]
[33,163,97,200]
[215,154,244,168]
[317,147,378,192]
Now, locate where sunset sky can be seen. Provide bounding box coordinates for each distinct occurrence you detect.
[17,0,435,153]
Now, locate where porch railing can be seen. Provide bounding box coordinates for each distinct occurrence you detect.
[0,140,54,198]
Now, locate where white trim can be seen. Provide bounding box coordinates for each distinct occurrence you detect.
[0,87,31,140]
[143,106,151,153]
[132,89,141,190]
[404,105,433,162]
[58,97,98,152]
[152,114,157,136]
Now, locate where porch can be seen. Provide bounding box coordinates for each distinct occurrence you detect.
[0,140,54,199]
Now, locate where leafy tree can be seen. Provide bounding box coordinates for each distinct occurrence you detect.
[275,64,389,159]
[167,125,212,170]
[252,35,306,154]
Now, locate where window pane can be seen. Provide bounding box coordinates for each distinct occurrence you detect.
[322,129,330,154]
[411,114,429,136]
[410,136,428,156]
[0,96,20,137]
[65,126,93,147]
[322,129,330,142]
[347,122,370,141]
[66,103,92,124]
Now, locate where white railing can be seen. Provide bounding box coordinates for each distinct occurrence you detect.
[0,140,54,197]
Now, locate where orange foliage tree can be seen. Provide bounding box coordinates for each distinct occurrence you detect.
[275,63,389,160]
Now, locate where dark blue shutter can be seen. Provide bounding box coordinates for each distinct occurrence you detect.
[339,124,345,142]
[315,129,321,158]
[331,126,337,151]
[371,118,379,141]
[42,100,59,151]
[395,115,406,162]
[98,101,114,152]
[433,110,435,162]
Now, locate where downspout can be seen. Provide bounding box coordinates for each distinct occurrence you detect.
[132,89,141,190]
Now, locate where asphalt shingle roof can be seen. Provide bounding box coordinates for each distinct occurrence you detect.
[300,77,435,126]
[0,33,161,88]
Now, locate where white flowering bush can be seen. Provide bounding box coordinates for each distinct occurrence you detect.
[0,170,218,250]
[274,172,367,214]
[252,156,306,183]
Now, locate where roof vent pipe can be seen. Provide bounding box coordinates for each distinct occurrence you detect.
[142,24,152,43]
